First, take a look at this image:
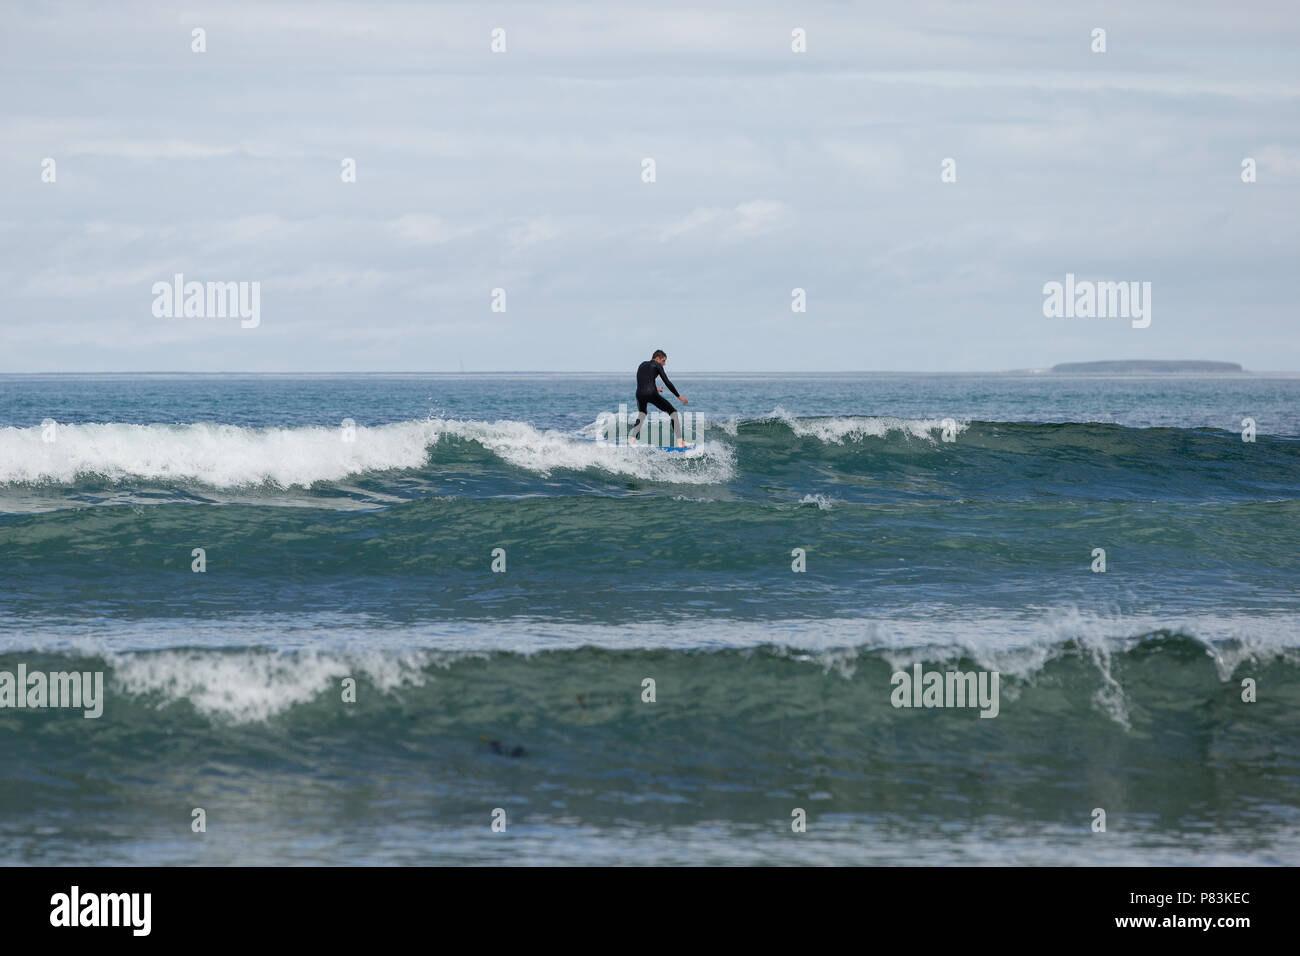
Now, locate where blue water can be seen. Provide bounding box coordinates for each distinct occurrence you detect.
[1,372,1297,865]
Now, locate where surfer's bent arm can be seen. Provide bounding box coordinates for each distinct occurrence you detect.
[658,370,681,399]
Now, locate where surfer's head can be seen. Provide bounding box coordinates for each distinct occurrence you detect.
[652,350,667,364]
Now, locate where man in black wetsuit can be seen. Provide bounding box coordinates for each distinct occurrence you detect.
[628,349,689,446]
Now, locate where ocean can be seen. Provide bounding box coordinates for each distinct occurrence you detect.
[1,372,1297,865]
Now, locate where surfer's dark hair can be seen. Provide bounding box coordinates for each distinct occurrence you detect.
[652,350,667,360]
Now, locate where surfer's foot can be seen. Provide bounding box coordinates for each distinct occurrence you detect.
[627,436,638,445]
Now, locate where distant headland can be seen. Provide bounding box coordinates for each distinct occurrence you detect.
[1051,360,1244,373]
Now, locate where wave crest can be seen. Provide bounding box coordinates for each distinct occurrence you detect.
[0,418,736,488]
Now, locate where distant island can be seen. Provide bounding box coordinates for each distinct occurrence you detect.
[1051,360,1243,373]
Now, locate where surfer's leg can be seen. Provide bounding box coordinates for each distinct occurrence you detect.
[629,396,650,443]
[643,393,681,446]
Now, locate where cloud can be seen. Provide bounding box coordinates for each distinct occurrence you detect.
[2,0,1299,371]
[658,200,792,241]
[1256,145,1300,183]
[69,139,244,160]
[390,214,456,246]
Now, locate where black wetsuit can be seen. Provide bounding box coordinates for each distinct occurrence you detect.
[635,360,679,415]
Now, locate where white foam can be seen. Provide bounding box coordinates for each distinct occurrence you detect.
[798,493,836,510]
[108,648,433,722]
[0,420,441,488]
[433,418,735,484]
[0,417,735,488]
[770,406,967,443]
[6,608,1300,728]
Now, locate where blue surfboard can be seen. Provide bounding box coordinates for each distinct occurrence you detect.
[575,437,696,451]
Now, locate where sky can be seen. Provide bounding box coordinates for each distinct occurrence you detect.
[1,0,1298,372]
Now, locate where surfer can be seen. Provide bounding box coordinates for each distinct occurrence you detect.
[628,350,689,446]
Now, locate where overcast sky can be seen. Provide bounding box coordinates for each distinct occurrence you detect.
[2,0,1298,372]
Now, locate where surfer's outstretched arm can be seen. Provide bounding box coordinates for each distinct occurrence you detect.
[658,369,686,403]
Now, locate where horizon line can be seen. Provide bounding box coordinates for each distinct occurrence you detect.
[0,368,1286,376]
